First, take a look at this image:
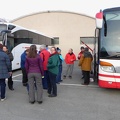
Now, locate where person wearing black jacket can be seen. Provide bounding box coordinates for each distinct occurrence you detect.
[3,46,14,90]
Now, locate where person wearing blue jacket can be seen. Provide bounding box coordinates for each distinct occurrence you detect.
[56,48,64,84]
[20,49,29,86]
[0,43,12,101]
[3,45,14,90]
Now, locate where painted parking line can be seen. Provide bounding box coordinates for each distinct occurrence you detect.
[12,79,22,82]
[59,83,99,88]
[12,79,98,88]
[12,74,22,78]
[12,74,98,87]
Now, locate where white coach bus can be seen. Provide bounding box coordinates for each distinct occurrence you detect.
[94,7,120,89]
[0,22,53,70]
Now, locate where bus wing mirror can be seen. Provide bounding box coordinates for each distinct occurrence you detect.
[1,30,11,34]
[95,11,103,29]
[8,25,16,30]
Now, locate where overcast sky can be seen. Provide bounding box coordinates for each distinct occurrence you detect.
[0,0,120,20]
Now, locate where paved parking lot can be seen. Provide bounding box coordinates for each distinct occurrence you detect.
[0,61,120,120]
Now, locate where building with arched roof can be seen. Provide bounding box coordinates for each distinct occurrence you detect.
[11,11,96,57]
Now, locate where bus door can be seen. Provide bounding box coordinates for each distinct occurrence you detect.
[93,35,98,83]
[7,36,16,70]
[7,35,14,51]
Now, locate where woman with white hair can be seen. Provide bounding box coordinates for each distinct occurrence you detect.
[39,44,50,89]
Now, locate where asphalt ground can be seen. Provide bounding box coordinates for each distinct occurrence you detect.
[0,61,120,120]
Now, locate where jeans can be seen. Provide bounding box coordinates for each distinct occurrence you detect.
[83,71,90,84]
[21,68,28,84]
[0,79,6,99]
[48,71,57,96]
[42,70,49,89]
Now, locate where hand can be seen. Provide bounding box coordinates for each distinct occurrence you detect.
[9,72,12,76]
[42,76,44,78]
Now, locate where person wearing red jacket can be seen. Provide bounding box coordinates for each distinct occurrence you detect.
[39,44,50,89]
[78,46,84,79]
[78,47,93,85]
[77,46,84,60]
[63,48,76,79]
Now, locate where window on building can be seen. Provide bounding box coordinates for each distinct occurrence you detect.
[52,37,59,45]
[80,37,98,53]
[80,37,95,44]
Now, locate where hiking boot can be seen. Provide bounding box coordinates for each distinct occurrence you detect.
[38,101,43,104]
[29,101,35,104]
[48,94,57,97]
[9,87,14,91]
[81,83,89,85]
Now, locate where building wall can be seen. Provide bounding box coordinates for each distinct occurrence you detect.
[11,11,96,58]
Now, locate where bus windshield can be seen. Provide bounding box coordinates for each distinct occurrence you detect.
[100,10,120,58]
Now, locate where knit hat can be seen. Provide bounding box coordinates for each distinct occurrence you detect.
[57,49,61,52]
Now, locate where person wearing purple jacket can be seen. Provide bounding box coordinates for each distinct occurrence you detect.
[25,45,44,104]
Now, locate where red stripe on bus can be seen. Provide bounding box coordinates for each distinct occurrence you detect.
[99,79,120,89]
[99,73,120,78]
[98,80,117,88]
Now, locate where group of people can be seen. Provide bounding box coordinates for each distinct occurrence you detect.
[20,44,64,104]
[0,42,93,103]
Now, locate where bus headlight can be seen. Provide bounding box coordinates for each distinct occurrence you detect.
[100,61,115,73]
[100,66,115,73]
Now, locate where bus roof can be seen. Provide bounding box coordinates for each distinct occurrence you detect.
[103,7,120,12]
[0,22,53,39]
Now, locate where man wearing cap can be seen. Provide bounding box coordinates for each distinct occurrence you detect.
[39,44,50,89]
[78,46,84,60]
[78,46,85,79]
[78,47,93,85]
